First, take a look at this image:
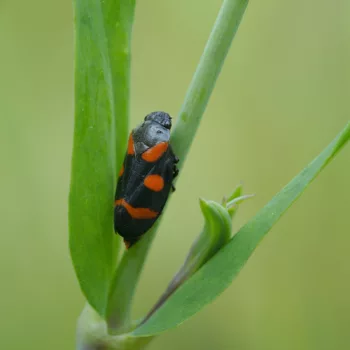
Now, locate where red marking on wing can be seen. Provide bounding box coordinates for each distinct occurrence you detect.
[127,134,135,155]
[115,199,159,219]
[142,142,168,162]
[144,174,164,192]
[118,164,124,177]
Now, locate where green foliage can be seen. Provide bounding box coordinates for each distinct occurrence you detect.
[133,122,350,336]
[184,199,232,273]
[69,0,135,316]
[70,0,350,348]
[140,195,251,325]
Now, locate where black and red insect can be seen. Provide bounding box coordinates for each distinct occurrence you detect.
[114,111,179,248]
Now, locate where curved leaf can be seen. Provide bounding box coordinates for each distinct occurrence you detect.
[140,200,233,325]
[132,122,350,336]
[69,0,135,316]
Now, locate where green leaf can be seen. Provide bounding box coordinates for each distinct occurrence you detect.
[140,200,233,325]
[132,122,350,336]
[100,0,135,167]
[222,183,255,217]
[69,0,135,316]
[186,199,232,270]
[140,190,252,327]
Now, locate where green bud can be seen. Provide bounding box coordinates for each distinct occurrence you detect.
[142,185,254,323]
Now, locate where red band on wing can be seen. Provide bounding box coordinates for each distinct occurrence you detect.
[115,199,159,219]
[142,142,168,162]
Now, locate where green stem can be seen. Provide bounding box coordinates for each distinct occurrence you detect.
[77,305,152,350]
[171,0,249,165]
[106,233,154,333]
[106,0,249,332]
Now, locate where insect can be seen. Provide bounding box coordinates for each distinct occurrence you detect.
[114,111,179,248]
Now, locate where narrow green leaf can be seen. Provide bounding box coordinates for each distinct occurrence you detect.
[69,0,135,316]
[100,0,135,167]
[223,183,243,206]
[132,122,350,336]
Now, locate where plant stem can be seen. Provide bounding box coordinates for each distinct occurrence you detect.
[106,233,154,333]
[78,305,153,350]
[171,0,249,166]
[106,0,249,332]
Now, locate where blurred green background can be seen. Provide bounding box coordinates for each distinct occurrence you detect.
[1,0,350,349]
